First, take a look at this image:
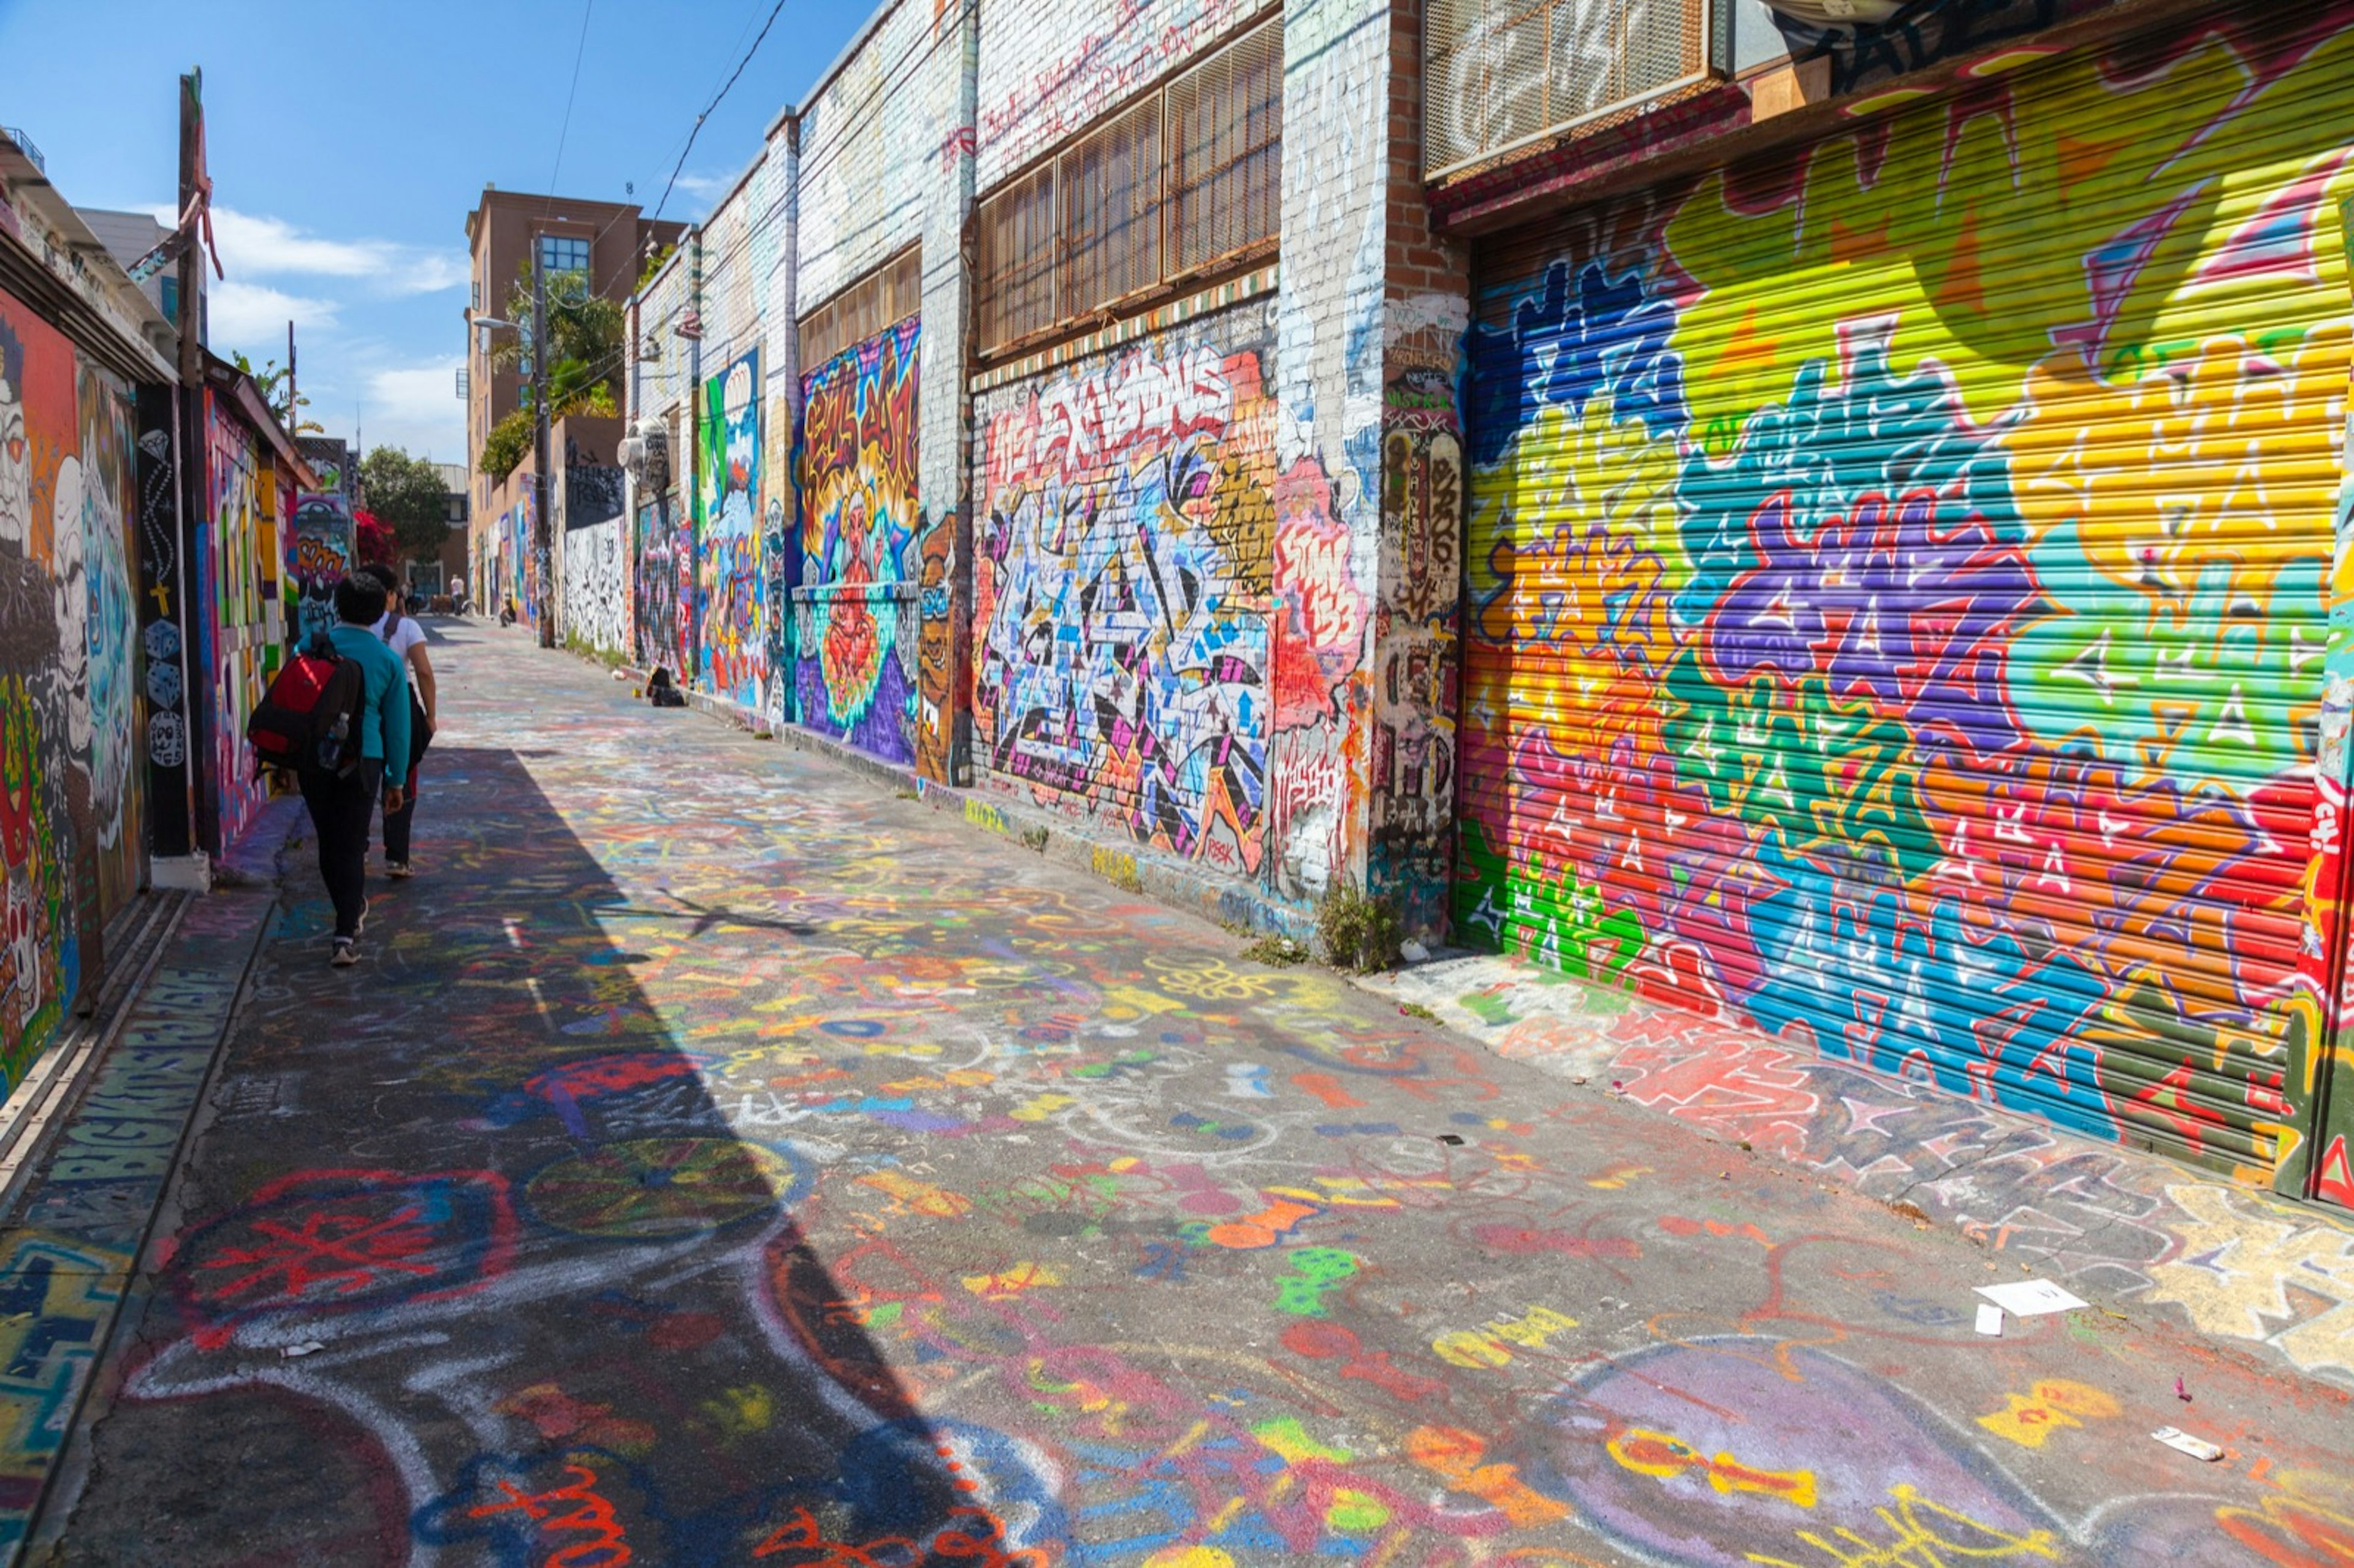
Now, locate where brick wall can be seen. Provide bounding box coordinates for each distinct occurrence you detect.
[798,0,930,309]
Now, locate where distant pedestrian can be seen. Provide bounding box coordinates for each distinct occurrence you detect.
[302,573,410,968]
[360,563,436,878]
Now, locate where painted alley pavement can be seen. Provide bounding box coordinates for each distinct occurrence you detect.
[55,623,2354,1566]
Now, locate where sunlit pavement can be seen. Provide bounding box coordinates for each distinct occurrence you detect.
[49,619,2354,1565]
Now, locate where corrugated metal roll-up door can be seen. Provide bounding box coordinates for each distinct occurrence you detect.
[1455,6,2354,1182]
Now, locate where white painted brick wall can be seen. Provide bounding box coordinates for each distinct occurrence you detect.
[974,0,1279,191]
[797,0,931,308]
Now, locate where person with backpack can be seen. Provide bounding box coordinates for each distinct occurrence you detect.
[298,574,410,967]
[360,563,436,878]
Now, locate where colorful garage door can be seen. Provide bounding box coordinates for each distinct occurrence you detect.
[1455,7,2354,1190]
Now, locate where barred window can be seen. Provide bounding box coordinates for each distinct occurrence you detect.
[972,17,1281,357]
[1060,97,1162,322]
[1424,0,1718,178]
[1167,23,1281,278]
[801,246,923,370]
[975,164,1057,352]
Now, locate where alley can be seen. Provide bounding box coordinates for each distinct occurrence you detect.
[48,622,2354,1565]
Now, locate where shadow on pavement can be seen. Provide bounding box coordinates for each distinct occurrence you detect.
[60,745,1046,1567]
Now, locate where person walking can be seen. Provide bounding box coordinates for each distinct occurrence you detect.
[302,573,410,967]
[360,563,436,878]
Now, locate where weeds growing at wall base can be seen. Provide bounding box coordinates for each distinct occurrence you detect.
[1318,888,1403,974]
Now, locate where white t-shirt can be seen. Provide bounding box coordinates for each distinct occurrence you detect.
[373,612,425,691]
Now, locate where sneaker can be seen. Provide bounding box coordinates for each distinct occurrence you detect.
[387,861,414,880]
[330,938,359,968]
[355,897,370,936]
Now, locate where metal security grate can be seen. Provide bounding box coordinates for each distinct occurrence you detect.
[1061,96,1164,323]
[801,246,924,370]
[972,18,1282,357]
[1167,21,1281,278]
[975,162,1059,353]
[1425,0,1719,178]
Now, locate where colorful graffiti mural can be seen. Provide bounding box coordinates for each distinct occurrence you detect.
[1456,9,2354,1189]
[0,289,149,1090]
[202,395,273,847]
[285,495,351,650]
[798,318,920,763]
[696,351,765,709]
[973,306,1278,876]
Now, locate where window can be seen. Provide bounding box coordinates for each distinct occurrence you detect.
[538,235,590,277]
[472,279,482,310]
[799,248,923,370]
[1060,97,1162,321]
[1423,0,1723,178]
[973,19,1281,357]
[1167,23,1281,276]
[975,164,1057,352]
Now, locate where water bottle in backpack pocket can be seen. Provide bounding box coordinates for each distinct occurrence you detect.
[246,633,366,777]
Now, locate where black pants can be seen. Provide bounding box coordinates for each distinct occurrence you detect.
[383,756,420,864]
[383,695,431,865]
[301,759,381,939]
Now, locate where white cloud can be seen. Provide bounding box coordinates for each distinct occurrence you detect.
[362,359,467,463]
[207,280,340,346]
[143,204,466,297]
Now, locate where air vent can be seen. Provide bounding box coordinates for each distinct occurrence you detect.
[1425,0,1728,179]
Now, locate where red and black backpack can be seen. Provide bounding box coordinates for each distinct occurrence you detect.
[247,632,365,776]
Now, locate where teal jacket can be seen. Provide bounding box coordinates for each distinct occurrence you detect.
[327,623,412,790]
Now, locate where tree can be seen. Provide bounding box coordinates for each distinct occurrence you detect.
[230,352,324,436]
[359,446,452,563]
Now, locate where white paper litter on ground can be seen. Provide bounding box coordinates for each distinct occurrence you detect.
[1975,1303,2004,1336]
[2151,1426,2223,1461]
[1974,1279,2089,1317]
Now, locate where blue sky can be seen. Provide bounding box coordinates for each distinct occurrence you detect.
[0,0,874,461]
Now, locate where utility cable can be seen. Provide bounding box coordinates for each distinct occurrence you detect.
[652,0,793,223]
[546,0,596,202]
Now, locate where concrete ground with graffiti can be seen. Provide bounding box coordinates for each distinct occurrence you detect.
[1363,950,2354,1400]
[43,623,2354,1564]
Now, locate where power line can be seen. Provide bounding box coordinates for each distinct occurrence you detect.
[652,0,793,223]
[546,0,598,199]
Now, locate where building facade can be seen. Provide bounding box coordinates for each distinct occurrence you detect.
[462,189,685,634]
[608,0,2354,1208]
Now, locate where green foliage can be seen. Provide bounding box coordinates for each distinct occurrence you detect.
[493,263,627,421]
[478,408,533,484]
[637,242,677,290]
[1317,886,1403,974]
[359,446,451,563]
[1241,932,1309,968]
[1399,1002,1438,1022]
[230,352,324,436]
